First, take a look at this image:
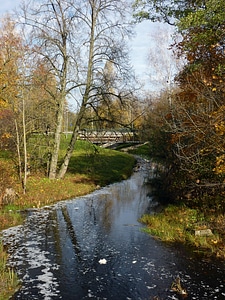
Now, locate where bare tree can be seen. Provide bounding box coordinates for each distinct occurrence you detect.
[58,0,135,178]
[147,25,183,92]
[18,0,79,178]
[18,0,135,179]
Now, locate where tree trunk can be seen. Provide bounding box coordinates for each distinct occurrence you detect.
[57,5,96,179]
[57,125,79,179]
[14,119,22,182]
[48,96,65,179]
[22,94,27,194]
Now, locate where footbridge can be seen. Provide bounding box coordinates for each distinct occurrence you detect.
[78,129,140,145]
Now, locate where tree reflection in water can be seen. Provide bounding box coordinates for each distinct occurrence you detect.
[2,159,225,299]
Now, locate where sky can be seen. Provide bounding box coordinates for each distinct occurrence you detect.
[0,0,21,15]
[0,0,175,93]
[129,20,175,92]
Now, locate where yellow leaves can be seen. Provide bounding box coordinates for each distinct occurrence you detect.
[214,121,225,135]
[213,155,225,174]
[1,132,12,139]
[0,99,7,108]
[210,43,220,49]
[213,109,225,174]
[211,239,218,244]
[0,17,23,110]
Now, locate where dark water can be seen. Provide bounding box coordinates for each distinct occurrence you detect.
[1,160,225,299]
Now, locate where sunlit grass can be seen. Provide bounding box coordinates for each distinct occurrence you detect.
[127,142,150,158]
[140,205,223,257]
[16,174,96,209]
[0,140,135,214]
[0,139,136,300]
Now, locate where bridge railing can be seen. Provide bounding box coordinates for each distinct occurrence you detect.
[78,129,139,144]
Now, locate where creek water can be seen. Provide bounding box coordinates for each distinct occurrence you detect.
[1,159,225,300]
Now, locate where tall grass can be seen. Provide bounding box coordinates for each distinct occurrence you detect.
[0,242,20,300]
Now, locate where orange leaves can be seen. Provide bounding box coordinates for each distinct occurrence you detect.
[170,132,180,144]
[210,106,225,175]
[0,16,22,109]
[0,109,14,150]
[1,132,12,139]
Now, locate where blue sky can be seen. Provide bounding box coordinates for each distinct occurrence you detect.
[0,0,21,15]
[0,0,174,92]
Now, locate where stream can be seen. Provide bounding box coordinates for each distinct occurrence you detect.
[1,159,225,299]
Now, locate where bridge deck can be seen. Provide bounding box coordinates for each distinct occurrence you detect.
[78,129,139,144]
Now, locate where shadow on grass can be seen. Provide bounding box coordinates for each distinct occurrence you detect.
[67,151,136,186]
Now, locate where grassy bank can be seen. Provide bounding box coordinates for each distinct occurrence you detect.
[128,143,225,259]
[140,204,225,259]
[1,140,136,226]
[0,243,18,300]
[0,140,136,299]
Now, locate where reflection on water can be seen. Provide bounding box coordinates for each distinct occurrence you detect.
[2,159,225,299]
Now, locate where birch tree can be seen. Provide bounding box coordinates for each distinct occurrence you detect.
[19,0,135,179]
[58,0,135,179]
[19,0,81,179]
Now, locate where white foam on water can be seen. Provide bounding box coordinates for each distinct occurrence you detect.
[1,209,61,299]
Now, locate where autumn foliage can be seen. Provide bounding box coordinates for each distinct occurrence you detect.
[142,0,225,210]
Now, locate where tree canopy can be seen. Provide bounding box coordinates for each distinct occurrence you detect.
[0,0,139,185]
[135,0,225,209]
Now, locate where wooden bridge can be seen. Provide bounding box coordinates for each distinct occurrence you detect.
[78,129,140,145]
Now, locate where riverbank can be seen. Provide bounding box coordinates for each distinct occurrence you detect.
[129,143,225,260]
[0,143,136,300]
[140,204,225,260]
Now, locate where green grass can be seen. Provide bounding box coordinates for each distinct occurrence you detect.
[1,140,135,210]
[0,150,12,160]
[0,242,20,300]
[1,139,136,217]
[0,137,136,299]
[127,143,150,158]
[68,145,135,185]
[0,209,23,231]
[140,205,224,257]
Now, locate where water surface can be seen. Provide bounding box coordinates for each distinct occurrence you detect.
[2,160,225,299]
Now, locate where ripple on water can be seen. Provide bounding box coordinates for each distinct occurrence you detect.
[2,162,225,299]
